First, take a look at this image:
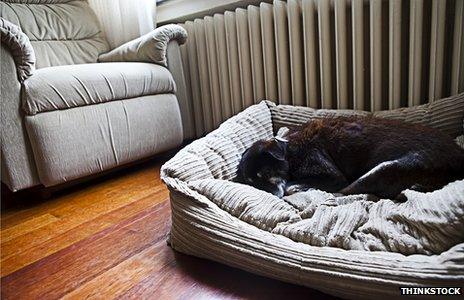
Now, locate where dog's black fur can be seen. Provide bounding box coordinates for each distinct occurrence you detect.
[236,116,464,199]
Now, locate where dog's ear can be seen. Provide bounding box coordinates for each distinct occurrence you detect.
[267,138,287,161]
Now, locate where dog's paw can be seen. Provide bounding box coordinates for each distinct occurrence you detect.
[285,184,308,195]
[331,192,344,197]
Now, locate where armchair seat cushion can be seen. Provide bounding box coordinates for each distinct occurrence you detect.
[22,62,176,115]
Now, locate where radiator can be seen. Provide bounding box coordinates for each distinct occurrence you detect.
[179,0,464,136]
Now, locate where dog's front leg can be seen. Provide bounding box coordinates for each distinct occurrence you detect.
[285,150,349,196]
[285,182,314,195]
[285,176,348,195]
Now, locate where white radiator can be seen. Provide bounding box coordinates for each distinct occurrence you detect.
[179,0,464,136]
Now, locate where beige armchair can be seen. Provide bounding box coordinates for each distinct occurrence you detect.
[1,0,193,192]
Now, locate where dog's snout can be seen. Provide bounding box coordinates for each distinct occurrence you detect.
[275,181,286,198]
[268,177,286,198]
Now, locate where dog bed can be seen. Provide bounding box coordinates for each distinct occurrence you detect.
[161,96,464,299]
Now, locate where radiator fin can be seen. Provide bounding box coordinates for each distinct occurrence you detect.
[451,0,464,94]
[335,0,349,109]
[288,0,305,106]
[224,11,242,115]
[260,3,279,102]
[236,9,254,109]
[205,16,223,128]
[248,6,266,104]
[352,0,365,110]
[302,0,319,108]
[408,0,424,106]
[214,14,233,120]
[388,0,402,109]
[193,19,214,133]
[274,0,292,104]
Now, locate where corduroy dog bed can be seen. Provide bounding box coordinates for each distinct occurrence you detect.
[161,96,464,299]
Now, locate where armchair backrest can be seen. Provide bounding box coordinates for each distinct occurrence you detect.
[0,0,109,69]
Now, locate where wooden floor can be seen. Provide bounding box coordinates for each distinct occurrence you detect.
[1,157,335,299]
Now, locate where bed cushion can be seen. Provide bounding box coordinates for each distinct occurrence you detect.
[269,104,370,133]
[161,100,464,298]
[373,93,464,138]
[162,101,273,182]
[269,93,464,138]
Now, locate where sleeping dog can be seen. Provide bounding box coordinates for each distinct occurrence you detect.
[236,116,464,199]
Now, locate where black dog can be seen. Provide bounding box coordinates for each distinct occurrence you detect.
[236,116,464,199]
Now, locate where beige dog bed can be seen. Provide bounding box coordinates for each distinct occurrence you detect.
[161,96,464,299]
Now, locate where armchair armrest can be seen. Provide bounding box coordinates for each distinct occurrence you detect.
[0,17,35,82]
[98,24,187,67]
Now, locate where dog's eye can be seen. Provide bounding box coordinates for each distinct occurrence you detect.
[257,172,263,178]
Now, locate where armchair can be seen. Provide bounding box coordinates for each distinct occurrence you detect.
[1,0,193,192]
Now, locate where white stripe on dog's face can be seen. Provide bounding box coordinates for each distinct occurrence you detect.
[269,177,286,198]
[275,181,286,198]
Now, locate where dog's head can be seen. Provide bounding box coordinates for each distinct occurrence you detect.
[236,137,289,197]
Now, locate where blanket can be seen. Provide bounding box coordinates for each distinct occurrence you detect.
[189,179,464,255]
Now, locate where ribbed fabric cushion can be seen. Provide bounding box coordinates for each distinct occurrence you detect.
[189,178,464,255]
[189,179,301,231]
[0,0,109,68]
[268,101,371,133]
[168,190,464,299]
[162,101,273,182]
[269,94,464,138]
[22,62,176,115]
[373,93,464,138]
[2,0,78,3]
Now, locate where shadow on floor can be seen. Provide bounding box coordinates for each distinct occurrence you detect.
[171,248,339,299]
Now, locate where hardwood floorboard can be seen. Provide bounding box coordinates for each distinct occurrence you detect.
[1,190,168,277]
[1,158,336,299]
[62,240,175,299]
[1,162,163,229]
[1,213,59,242]
[1,164,166,272]
[1,188,160,260]
[1,201,171,299]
